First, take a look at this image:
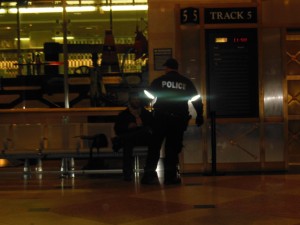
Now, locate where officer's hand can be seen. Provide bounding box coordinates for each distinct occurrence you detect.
[196,115,204,127]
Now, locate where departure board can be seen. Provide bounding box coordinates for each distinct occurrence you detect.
[206,29,258,118]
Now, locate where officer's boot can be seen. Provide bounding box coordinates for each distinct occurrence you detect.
[164,164,181,185]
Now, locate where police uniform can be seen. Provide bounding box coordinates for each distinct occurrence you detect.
[142,58,203,185]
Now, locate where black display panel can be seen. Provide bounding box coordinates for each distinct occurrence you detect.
[206,29,258,118]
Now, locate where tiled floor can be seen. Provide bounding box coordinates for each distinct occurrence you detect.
[1,161,300,225]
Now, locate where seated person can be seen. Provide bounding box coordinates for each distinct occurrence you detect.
[113,91,153,181]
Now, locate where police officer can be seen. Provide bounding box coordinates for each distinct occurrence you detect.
[141,58,204,185]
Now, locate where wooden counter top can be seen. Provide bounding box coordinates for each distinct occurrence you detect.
[0,107,125,114]
[0,107,126,124]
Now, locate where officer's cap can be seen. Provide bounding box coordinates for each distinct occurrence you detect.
[163,58,178,70]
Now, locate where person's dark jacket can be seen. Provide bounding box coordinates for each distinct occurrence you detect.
[114,107,153,138]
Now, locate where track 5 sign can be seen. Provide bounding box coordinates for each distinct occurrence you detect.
[180,7,200,24]
[204,7,257,24]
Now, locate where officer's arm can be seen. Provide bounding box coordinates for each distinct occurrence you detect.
[191,97,204,127]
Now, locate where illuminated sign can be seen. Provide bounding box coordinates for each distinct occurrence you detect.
[180,7,200,24]
[233,37,248,43]
[215,37,249,43]
[215,38,228,43]
[205,7,257,24]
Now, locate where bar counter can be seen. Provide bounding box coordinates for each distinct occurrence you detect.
[0,107,126,124]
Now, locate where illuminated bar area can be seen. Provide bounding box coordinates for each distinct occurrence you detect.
[0,0,148,108]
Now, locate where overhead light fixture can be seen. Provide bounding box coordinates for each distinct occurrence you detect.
[8,6,97,14]
[66,0,95,4]
[66,6,97,12]
[1,3,148,14]
[0,0,28,5]
[52,36,74,40]
[101,5,148,11]
[14,37,30,41]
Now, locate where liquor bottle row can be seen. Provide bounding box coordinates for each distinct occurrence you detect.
[0,53,147,77]
[0,37,136,51]
[66,37,135,45]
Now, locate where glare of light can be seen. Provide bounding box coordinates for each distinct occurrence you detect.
[264,95,283,102]
[0,9,7,14]
[156,162,163,172]
[101,5,148,11]
[144,90,155,100]
[190,94,201,102]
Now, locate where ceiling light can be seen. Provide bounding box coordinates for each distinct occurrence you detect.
[66,6,96,12]
[52,36,75,40]
[101,5,148,11]
[8,6,97,14]
[66,0,95,4]
[105,0,147,3]
[14,37,30,41]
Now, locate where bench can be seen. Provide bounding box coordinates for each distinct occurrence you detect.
[0,122,148,177]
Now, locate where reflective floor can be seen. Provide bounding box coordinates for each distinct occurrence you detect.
[1,161,300,225]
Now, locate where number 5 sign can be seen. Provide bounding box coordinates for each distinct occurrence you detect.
[180,7,200,24]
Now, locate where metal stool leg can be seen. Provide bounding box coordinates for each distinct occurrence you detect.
[23,159,31,180]
[60,158,68,178]
[69,157,75,178]
[36,158,43,172]
[23,159,30,173]
[134,155,140,173]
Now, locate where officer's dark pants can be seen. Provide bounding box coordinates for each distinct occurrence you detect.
[144,114,186,180]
